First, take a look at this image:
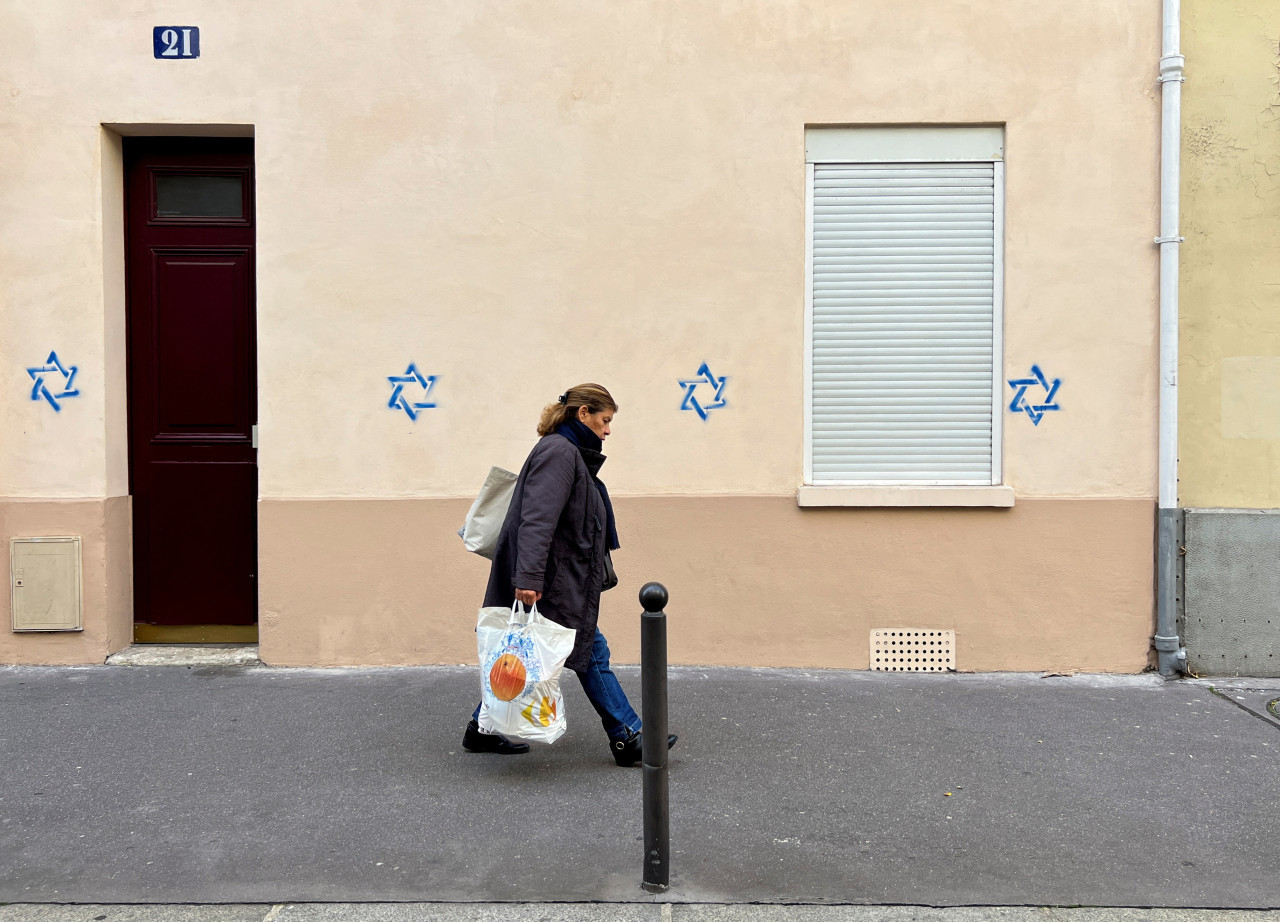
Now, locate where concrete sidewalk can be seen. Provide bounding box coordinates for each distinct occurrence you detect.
[3,905,1280,921]
[1,665,1278,909]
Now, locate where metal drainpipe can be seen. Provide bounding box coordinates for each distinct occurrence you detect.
[1155,0,1188,676]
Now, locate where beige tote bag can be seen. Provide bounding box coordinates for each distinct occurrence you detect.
[459,466,517,559]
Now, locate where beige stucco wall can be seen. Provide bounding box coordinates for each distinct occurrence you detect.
[1180,1,1280,507]
[1,1,1160,667]
[1,1,1159,499]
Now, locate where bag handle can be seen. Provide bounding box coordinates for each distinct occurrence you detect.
[510,599,539,625]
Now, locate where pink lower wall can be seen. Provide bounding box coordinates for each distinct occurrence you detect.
[0,495,1154,671]
[257,496,1154,673]
[0,497,132,664]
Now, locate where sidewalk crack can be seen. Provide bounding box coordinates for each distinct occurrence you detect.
[1209,687,1280,732]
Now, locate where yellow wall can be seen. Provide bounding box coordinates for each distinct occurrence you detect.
[1180,1,1280,507]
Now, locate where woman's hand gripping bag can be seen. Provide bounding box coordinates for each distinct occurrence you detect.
[477,602,576,744]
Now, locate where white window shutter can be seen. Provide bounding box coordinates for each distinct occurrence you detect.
[808,161,1000,484]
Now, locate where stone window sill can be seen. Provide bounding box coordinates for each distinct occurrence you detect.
[796,485,1015,508]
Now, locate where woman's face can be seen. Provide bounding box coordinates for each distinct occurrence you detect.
[578,405,613,441]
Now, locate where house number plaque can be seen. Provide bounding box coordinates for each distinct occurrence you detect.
[153,27,200,59]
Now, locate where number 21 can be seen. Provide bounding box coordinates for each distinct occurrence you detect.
[159,28,194,57]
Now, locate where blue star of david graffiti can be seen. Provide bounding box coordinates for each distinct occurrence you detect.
[679,362,728,420]
[26,351,80,412]
[1007,364,1061,426]
[387,362,437,420]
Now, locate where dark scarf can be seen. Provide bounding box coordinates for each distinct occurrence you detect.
[555,420,620,551]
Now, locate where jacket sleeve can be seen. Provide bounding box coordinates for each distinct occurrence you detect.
[514,443,576,592]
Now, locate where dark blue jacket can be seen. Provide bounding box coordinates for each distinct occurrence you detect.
[483,435,607,672]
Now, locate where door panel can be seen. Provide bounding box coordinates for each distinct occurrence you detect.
[125,138,257,629]
[152,250,251,435]
[145,462,258,624]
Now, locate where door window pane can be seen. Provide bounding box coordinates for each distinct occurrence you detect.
[155,174,243,218]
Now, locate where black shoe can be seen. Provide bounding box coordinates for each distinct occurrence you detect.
[463,719,530,755]
[611,730,678,767]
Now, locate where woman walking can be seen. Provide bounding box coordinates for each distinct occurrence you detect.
[463,383,677,766]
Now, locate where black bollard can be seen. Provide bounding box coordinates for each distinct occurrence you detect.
[638,581,670,893]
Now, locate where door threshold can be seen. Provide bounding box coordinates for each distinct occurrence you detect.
[108,643,260,667]
[134,623,259,644]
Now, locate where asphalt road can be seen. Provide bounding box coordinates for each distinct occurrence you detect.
[1,666,1277,907]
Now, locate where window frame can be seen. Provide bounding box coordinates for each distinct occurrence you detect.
[803,127,1006,496]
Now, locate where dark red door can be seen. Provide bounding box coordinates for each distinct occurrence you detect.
[125,138,257,630]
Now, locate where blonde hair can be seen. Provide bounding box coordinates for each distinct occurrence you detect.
[536,383,618,436]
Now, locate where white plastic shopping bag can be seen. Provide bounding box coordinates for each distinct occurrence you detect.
[476,601,576,744]
[459,466,517,559]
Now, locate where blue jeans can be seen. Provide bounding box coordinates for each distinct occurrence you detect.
[472,628,641,741]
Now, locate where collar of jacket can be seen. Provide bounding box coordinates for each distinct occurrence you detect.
[554,421,607,476]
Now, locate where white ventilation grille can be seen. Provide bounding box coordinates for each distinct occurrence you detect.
[871,629,955,672]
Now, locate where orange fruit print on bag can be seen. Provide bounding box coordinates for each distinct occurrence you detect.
[489,653,528,701]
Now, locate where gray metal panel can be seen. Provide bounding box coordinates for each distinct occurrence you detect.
[1183,508,1280,677]
[10,536,82,632]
